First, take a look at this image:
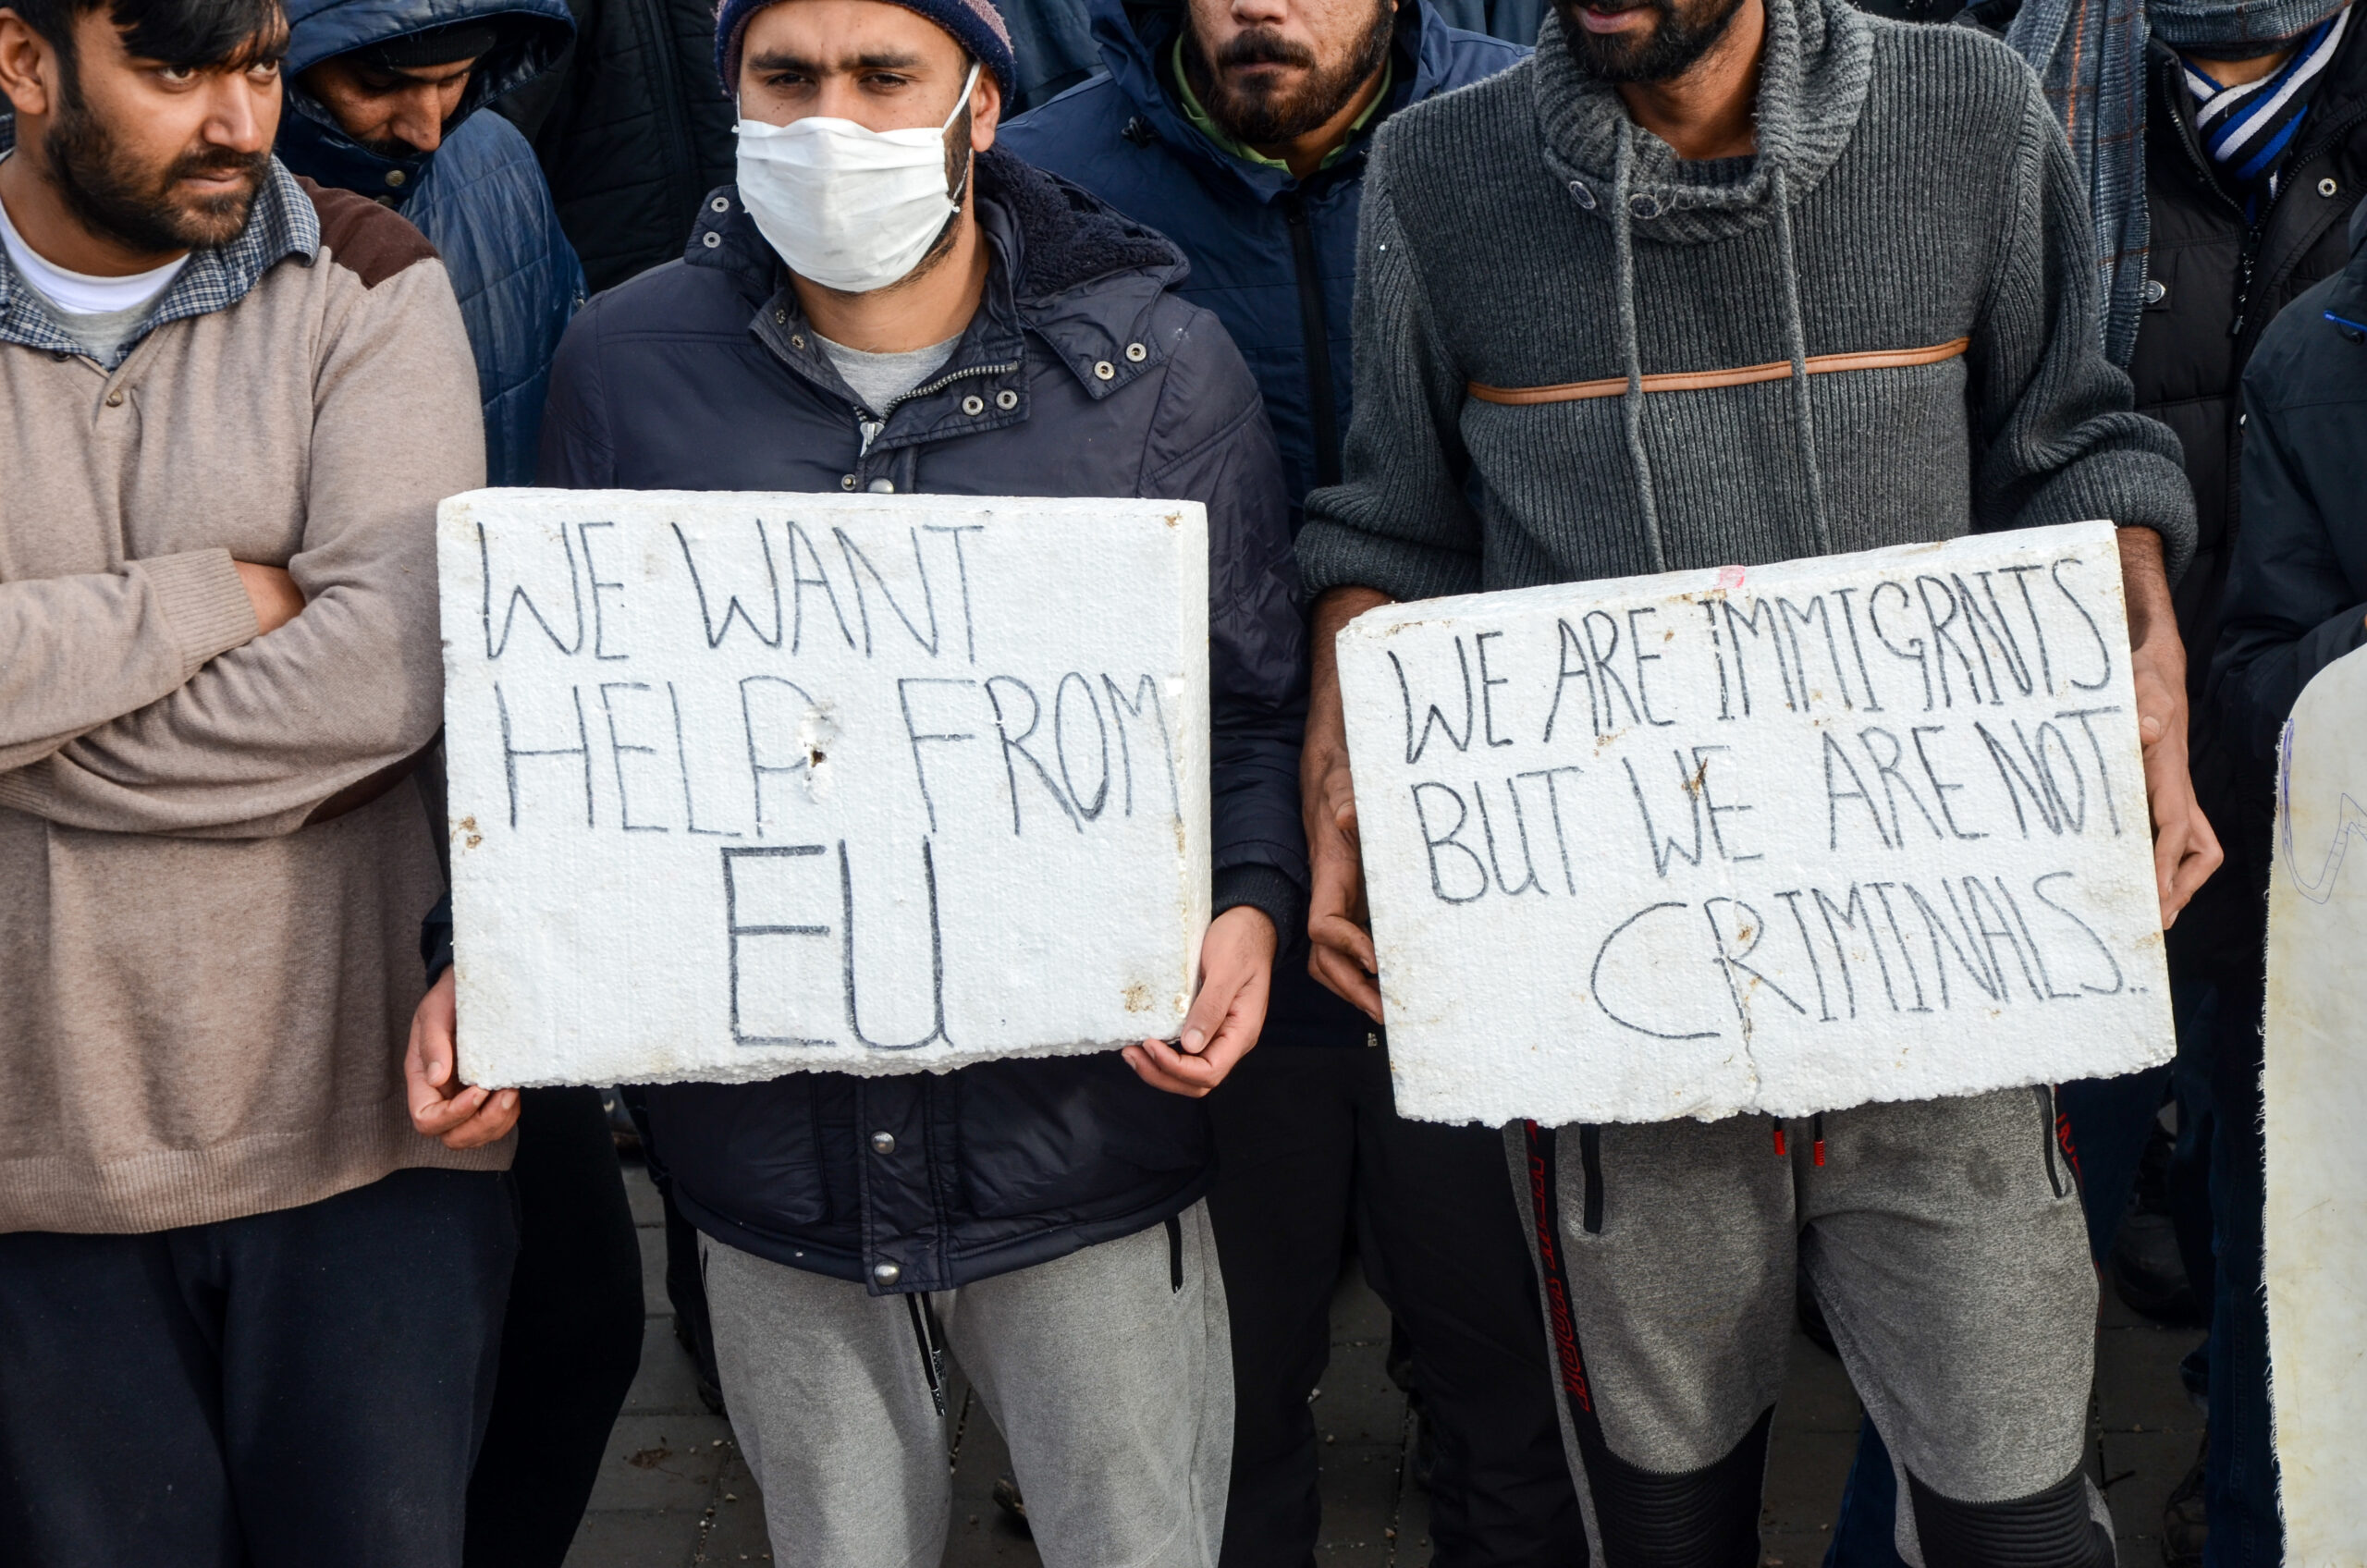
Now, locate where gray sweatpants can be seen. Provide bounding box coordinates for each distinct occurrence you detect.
[1511,1087,2106,1565]
[701,1201,1231,1568]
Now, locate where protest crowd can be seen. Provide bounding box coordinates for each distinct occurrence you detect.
[0,0,2361,1549]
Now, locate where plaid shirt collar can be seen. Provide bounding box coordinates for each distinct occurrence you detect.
[0,156,320,362]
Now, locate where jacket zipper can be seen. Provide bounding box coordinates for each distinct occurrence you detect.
[857,360,1022,459]
[1282,194,1342,489]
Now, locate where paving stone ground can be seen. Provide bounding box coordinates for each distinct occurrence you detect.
[567,1164,2202,1567]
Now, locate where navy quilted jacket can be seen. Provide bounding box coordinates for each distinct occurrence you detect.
[276,0,584,484]
[509,150,1306,1292]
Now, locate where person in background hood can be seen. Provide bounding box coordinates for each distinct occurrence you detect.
[1003,5,1588,1563]
[276,0,583,484]
[407,0,1309,1557]
[273,7,640,1565]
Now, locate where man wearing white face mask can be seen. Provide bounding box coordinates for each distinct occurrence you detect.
[455,0,1308,1560]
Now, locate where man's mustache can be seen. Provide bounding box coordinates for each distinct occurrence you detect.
[1216,28,1318,71]
[165,146,271,188]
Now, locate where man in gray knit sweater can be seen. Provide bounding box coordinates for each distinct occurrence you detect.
[1294,0,2218,1557]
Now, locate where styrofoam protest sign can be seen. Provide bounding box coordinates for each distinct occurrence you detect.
[2263,643,2367,1561]
[436,490,1210,1087]
[1336,521,2171,1125]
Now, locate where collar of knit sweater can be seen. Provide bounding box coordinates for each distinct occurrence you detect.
[1529,0,1874,247]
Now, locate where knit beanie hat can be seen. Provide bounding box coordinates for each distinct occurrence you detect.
[715,0,1017,100]
[2149,0,2348,53]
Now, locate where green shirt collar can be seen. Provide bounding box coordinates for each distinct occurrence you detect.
[1169,37,1393,176]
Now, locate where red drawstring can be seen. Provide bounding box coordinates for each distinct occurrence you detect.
[1812,1112,1826,1168]
[1772,1122,1786,1158]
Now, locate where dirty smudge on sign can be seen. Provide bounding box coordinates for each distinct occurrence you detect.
[436,490,1211,1086]
[1336,521,2171,1125]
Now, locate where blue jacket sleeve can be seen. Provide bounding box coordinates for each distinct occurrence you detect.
[423,891,455,982]
[1142,304,1310,941]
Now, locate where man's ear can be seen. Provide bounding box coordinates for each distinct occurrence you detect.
[0,13,59,119]
[970,67,1000,152]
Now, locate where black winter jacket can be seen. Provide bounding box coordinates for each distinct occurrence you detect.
[536,150,1307,1292]
[2209,205,2367,909]
[495,0,736,292]
[2128,26,2367,978]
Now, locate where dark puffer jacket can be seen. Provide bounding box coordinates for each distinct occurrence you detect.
[1002,0,1523,1050]
[2128,24,2367,979]
[2208,203,2367,925]
[536,150,1307,1292]
[493,0,738,291]
[276,0,584,484]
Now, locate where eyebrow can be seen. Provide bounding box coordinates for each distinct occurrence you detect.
[744,46,930,73]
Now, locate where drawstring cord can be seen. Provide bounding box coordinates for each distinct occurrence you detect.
[1776,1115,1830,1166]
[1611,120,1669,573]
[904,1292,948,1416]
[1767,164,1834,557]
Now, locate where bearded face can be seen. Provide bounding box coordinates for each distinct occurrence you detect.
[1183,0,1395,146]
[43,63,270,253]
[1555,0,1750,83]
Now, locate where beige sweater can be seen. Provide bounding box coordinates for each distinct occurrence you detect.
[0,171,508,1233]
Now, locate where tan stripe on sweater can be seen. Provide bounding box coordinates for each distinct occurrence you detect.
[1466,337,1972,405]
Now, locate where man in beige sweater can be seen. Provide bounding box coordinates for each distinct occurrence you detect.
[0,0,511,1559]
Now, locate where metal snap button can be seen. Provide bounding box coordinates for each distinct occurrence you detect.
[1568,179,1596,211]
[962,394,985,415]
[1094,360,1115,380]
[791,334,805,349]
[711,195,730,213]
[870,1132,896,1154]
[840,473,857,490]
[996,389,1019,410]
[867,478,895,494]
[2144,277,2166,305]
[1124,342,1147,362]
[385,169,406,188]
[775,310,788,324]
[2320,177,2340,198]
[702,231,721,248]
[871,1262,901,1285]
[104,390,124,407]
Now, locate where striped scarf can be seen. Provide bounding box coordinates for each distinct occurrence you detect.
[2185,6,2351,219]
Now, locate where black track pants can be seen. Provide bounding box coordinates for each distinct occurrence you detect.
[1208,1041,1587,1568]
[463,1087,645,1567]
[0,1169,516,1568]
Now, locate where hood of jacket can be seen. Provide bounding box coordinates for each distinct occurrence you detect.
[276,0,573,205]
[1533,0,1872,245]
[1086,0,1490,204]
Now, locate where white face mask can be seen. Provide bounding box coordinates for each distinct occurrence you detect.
[735,62,981,295]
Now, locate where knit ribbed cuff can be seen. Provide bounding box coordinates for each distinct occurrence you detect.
[135,548,260,678]
[1213,863,1306,949]
[1294,516,1483,605]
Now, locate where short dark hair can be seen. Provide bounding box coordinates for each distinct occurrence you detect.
[7,0,285,73]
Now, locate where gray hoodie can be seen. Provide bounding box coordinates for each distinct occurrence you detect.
[1295,0,2198,601]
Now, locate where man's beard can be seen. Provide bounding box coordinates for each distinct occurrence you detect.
[1184,1,1395,146]
[43,75,269,254]
[1557,0,1748,83]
